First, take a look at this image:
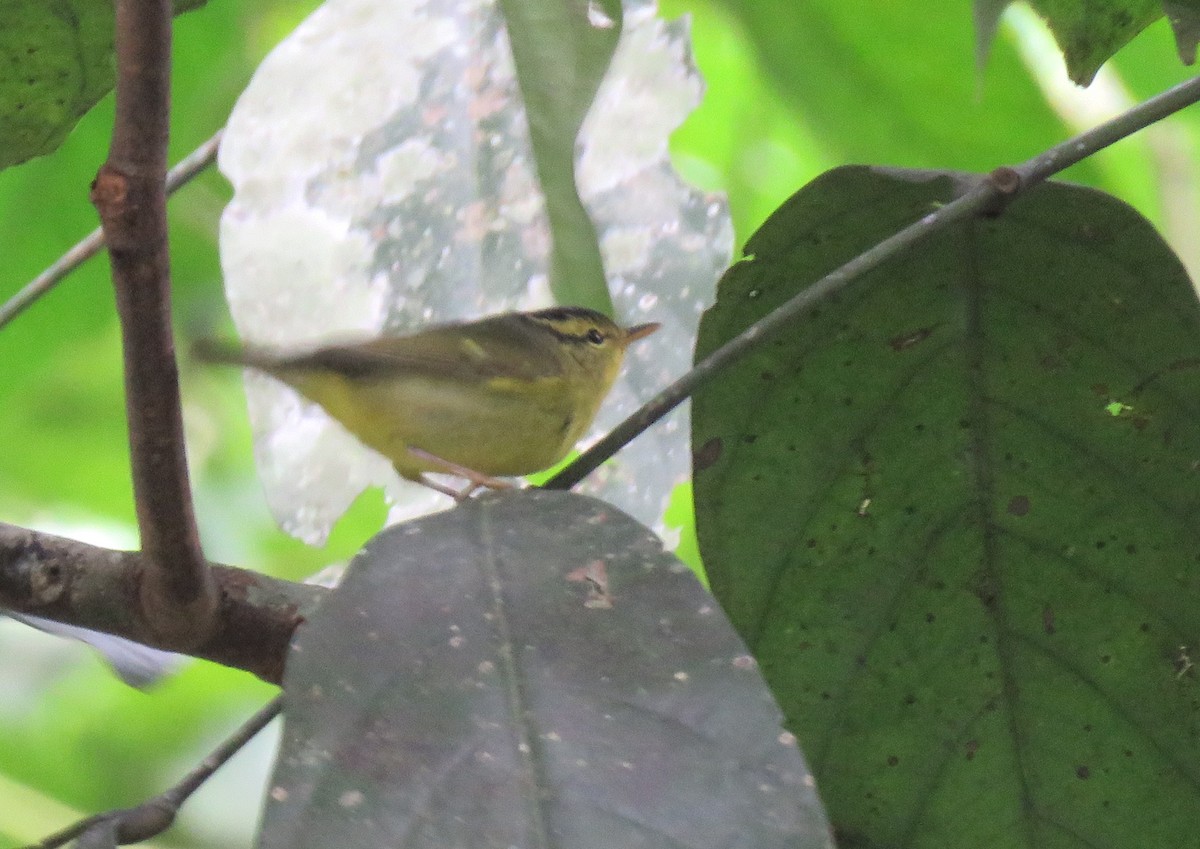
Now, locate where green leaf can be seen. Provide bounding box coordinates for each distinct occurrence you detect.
[0,0,115,170]
[1030,0,1163,84]
[973,0,1011,77]
[694,166,1200,848]
[264,490,831,849]
[975,0,1165,85]
[0,0,206,170]
[500,0,621,313]
[1163,0,1200,63]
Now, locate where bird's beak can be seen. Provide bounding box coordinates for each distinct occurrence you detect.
[623,322,661,345]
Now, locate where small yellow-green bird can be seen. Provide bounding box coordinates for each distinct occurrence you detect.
[196,306,659,498]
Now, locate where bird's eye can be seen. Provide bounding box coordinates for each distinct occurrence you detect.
[586,328,605,345]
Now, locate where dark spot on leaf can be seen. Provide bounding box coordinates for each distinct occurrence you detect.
[1043,605,1056,634]
[806,538,816,548]
[887,755,899,766]
[965,739,979,760]
[1126,544,1137,555]
[1076,765,1090,780]
[974,574,998,609]
[741,434,757,444]
[760,371,774,381]
[914,423,925,433]
[692,437,722,471]
[1140,623,1151,633]
[1095,540,1106,550]
[903,694,916,705]
[1091,383,1109,396]
[925,612,935,624]
[904,505,916,515]
[1007,495,1030,516]
[832,824,873,847]
[1124,749,1133,758]
[820,691,831,700]
[1100,654,1111,664]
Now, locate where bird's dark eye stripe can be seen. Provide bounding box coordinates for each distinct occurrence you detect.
[522,309,615,346]
[532,322,603,346]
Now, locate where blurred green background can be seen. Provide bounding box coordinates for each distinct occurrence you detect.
[0,1,1196,846]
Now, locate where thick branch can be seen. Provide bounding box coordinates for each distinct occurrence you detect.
[0,524,322,684]
[90,0,217,646]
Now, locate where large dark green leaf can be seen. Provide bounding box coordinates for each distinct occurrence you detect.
[263,490,831,849]
[693,166,1200,848]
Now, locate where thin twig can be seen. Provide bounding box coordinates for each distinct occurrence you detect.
[91,0,217,647]
[546,72,1200,490]
[24,696,283,849]
[0,128,223,332]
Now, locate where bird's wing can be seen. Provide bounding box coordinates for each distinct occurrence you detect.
[281,316,565,386]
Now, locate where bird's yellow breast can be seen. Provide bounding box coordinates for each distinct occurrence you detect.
[287,369,591,480]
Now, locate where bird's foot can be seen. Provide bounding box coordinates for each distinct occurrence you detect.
[407,448,513,502]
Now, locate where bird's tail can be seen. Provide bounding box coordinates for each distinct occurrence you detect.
[192,338,275,370]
